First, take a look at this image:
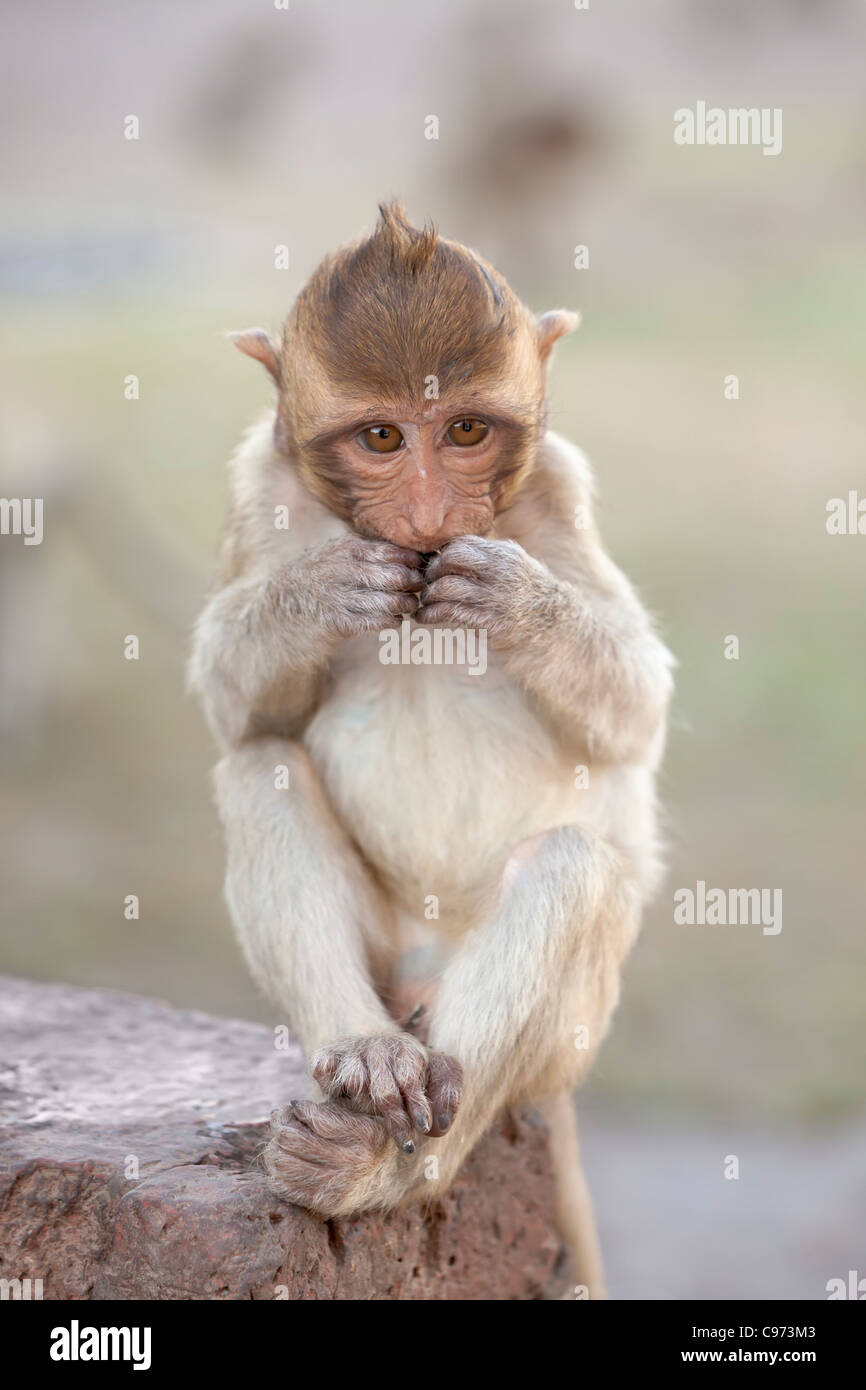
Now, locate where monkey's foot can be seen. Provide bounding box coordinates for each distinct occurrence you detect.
[310,1032,463,1152]
[263,1099,402,1217]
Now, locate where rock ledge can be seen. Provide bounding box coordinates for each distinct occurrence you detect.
[0,977,564,1300]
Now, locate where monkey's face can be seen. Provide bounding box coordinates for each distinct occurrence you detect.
[299,391,542,552]
[232,205,579,543]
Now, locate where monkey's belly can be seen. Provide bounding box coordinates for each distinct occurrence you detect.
[302,653,579,920]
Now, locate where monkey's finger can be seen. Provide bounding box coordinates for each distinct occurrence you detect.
[366,587,423,611]
[356,597,421,625]
[425,1053,464,1137]
[329,1050,372,1101]
[415,601,482,629]
[360,541,425,568]
[424,541,488,582]
[311,1048,370,1111]
[356,564,426,593]
[368,1065,419,1152]
[390,567,428,592]
[343,590,421,627]
[350,1044,423,1152]
[422,574,485,604]
[387,1044,433,1136]
[310,1047,342,1090]
[397,1077,433,1136]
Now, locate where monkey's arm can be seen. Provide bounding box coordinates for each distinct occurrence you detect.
[502,553,673,765]
[420,535,672,764]
[417,431,673,764]
[190,537,425,749]
[190,569,333,748]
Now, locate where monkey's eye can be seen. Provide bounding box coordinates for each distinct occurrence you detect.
[359,425,404,454]
[447,419,488,447]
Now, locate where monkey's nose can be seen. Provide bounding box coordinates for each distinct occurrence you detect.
[406,527,449,550]
[404,536,443,554]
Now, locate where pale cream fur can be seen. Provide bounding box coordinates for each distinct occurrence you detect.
[189,418,673,1298]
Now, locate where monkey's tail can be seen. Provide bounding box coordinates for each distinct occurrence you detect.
[536,1091,609,1300]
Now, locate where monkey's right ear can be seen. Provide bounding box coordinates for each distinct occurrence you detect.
[227,329,282,386]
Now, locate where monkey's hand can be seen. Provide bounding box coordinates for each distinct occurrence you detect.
[416,536,560,647]
[289,537,426,637]
[310,1033,463,1152]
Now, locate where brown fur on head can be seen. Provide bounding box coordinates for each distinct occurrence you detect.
[232,203,578,549]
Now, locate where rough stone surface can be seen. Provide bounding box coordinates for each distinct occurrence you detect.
[0,977,565,1300]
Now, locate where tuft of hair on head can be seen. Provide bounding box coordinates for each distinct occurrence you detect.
[282,201,539,438]
[374,200,439,274]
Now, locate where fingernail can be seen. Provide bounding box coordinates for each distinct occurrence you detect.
[402,1140,416,1154]
[436,1113,451,1132]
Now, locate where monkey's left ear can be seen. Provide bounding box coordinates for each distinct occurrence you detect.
[536,309,581,365]
[228,328,283,386]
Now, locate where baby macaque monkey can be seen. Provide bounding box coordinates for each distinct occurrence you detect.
[190,203,673,1298]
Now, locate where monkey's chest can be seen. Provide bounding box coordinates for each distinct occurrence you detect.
[302,645,567,914]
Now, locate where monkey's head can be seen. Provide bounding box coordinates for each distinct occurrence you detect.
[231,203,578,551]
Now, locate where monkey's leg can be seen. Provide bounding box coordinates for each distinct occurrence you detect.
[214,738,457,1214]
[214,737,397,1050]
[423,826,638,1297]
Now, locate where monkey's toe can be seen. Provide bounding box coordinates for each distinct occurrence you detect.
[263,1100,391,1215]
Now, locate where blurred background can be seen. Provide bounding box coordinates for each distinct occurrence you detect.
[1,0,864,1298]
